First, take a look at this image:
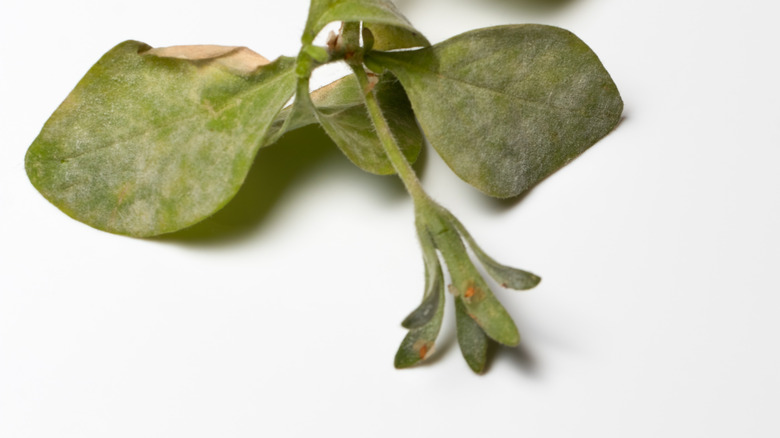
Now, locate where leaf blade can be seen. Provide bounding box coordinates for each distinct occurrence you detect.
[455,296,489,373]
[268,72,421,175]
[363,22,429,51]
[401,224,443,329]
[451,278,520,347]
[444,211,541,290]
[367,24,623,198]
[315,72,422,175]
[394,267,445,368]
[25,41,297,237]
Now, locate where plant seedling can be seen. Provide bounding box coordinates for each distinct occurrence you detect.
[25,0,622,373]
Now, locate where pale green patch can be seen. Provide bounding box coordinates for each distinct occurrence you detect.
[366,24,623,198]
[25,41,296,237]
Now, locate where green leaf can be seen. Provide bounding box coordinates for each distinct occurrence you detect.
[455,297,489,373]
[25,41,297,237]
[445,211,541,290]
[394,266,445,368]
[451,277,520,347]
[316,72,423,175]
[303,0,426,50]
[425,206,521,346]
[268,72,421,174]
[476,253,541,291]
[366,24,623,198]
[364,23,429,51]
[401,225,443,329]
[400,268,441,329]
[265,79,319,146]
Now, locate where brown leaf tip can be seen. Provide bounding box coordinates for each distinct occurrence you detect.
[143,44,270,75]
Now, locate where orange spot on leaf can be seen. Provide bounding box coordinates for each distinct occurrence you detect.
[464,286,475,298]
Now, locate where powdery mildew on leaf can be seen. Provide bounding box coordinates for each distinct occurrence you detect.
[24,4,624,373]
[270,73,422,174]
[367,24,623,198]
[312,73,422,175]
[25,41,296,236]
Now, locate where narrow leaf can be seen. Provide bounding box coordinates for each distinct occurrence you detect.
[455,297,489,373]
[367,24,623,198]
[25,41,297,236]
[478,257,540,291]
[428,209,521,346]
[400,270,441,329]
[452,277,521,347]
[394,268,445,368]
[446,211,541,290]
[401,225,442,329]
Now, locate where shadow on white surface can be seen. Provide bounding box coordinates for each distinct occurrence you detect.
[155,124,416,246]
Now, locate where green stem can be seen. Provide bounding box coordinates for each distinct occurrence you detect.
[350,62,473,271]
[340,22,362,55]
[350,63,477,287]
[349,63,428,203]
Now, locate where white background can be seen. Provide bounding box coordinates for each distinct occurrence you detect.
[2,0,779,436]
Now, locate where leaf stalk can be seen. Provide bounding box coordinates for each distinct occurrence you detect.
[349,62,428,203]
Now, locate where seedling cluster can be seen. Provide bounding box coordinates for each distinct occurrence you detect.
[26,0,622,372]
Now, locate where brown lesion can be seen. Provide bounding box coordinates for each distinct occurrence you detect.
[413,340,433,360]
[326,30,340,52]
[142,44,270,75]
[364,72,379,94]
[448,282,481,301]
